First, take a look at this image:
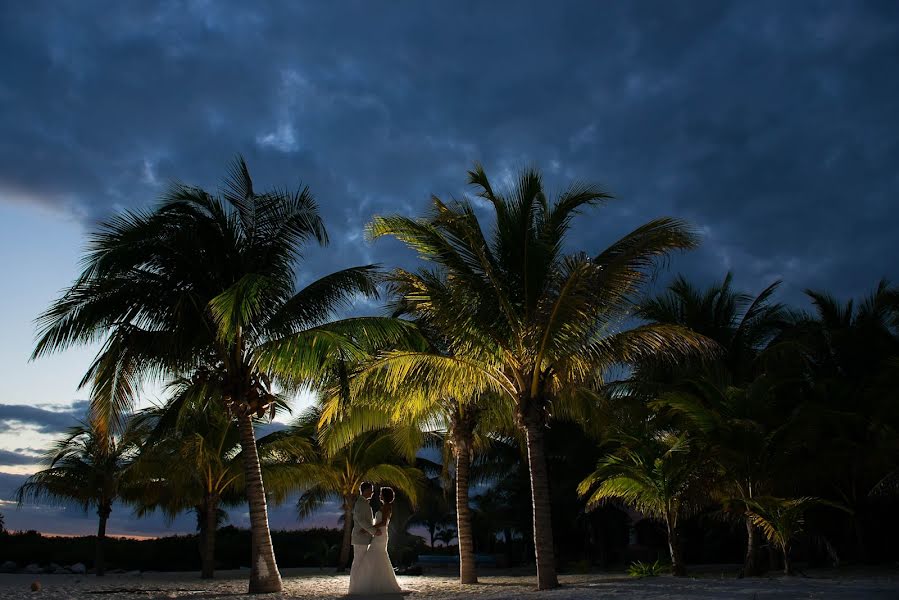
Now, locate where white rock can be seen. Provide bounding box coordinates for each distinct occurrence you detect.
[69,563,87,574]
[24,563,41,574]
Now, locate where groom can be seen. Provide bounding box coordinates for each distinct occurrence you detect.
[350,482,381,577]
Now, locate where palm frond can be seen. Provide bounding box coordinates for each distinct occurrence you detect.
[265,266,382,335]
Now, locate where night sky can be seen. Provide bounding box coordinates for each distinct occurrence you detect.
[1,1,897,537]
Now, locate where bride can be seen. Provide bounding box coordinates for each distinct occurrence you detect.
[349,486,404,595]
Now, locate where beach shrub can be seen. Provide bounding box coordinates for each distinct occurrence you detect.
[627,559,669,578]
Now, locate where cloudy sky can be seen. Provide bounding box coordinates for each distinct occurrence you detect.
[1,1,897,537]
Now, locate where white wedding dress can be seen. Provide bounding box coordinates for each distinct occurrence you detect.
[351,510,403,595]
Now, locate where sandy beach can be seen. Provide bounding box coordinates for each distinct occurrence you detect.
[0,568,896,599]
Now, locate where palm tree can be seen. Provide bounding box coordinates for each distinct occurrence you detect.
[653,376,797,577]
[362,165,710,588]
[744,496,849,575]
[323,317,515,584]
[408,475,454,548]
[434,525,457,547]
[16,420,140,576]
[31,157,413,593]
[638,274,789,576]
[869,354,899,501]
[578,432,709,576]
[778,282,899,562]
[266,407,423,571]
[637,273,785,383]
[131,395,310,579]
[127,395,251,579]
[470,438,533,555]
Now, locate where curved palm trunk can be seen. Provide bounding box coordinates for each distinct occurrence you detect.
[200,495,219,579]
[455,439,478,584]
[742,517,760,577]
[338,498,354,571]
[95,502,111,576]
[522,420,558,590]
[237,414,282,593]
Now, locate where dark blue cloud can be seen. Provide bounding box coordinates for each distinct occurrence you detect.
[0,449,40,466]
[0,0,896,309]
[0,401,89,434]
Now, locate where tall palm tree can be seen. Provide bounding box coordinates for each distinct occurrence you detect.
[578,432,709,576]
[16,420,140,576]
[362,165,710,588]
[266,407,423,571]
[31,157,414,593]
[638,273,789,575]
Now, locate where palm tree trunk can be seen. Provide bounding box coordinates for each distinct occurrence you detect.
[237,414,282,593]
[522,419,559,590]
[742,517,760,577]
[781,541,793,576]
[201,496,219,579]
[455,438,478,584]
[338,499,354,571]
[95,503,111,576]
[666,520,686,576]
